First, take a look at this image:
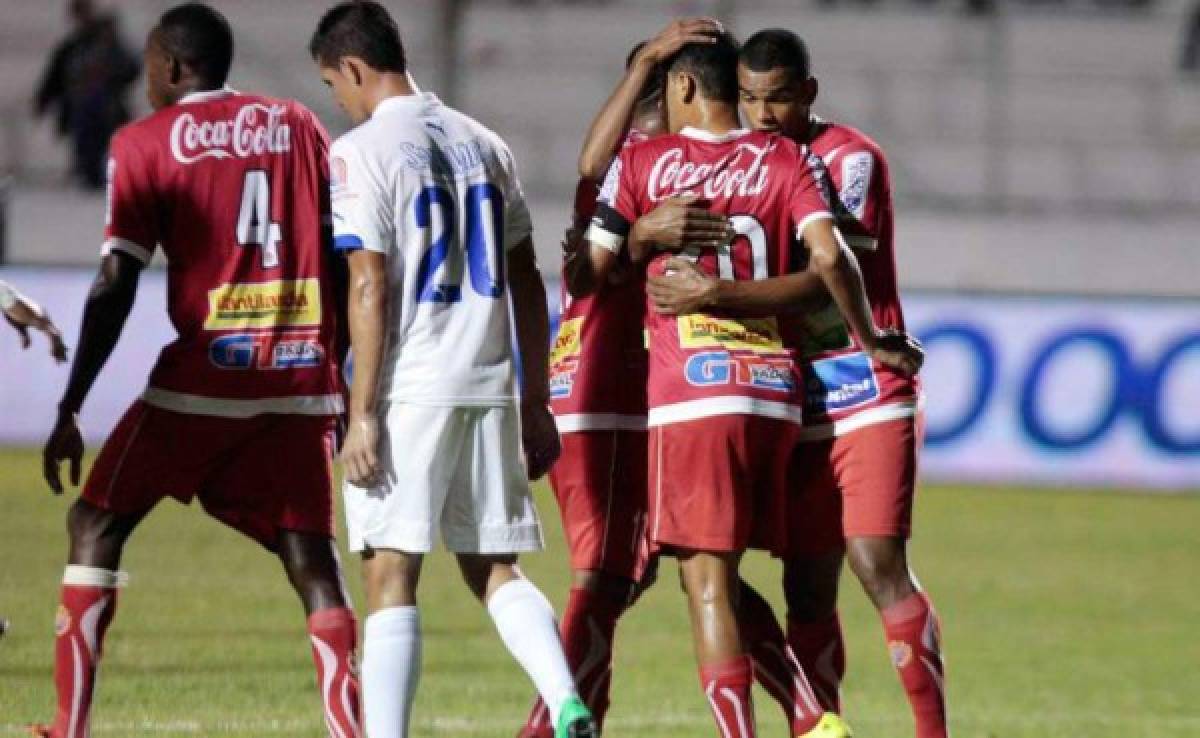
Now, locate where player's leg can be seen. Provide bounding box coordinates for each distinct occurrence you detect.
[39,500,147,738]
[337,402,454,738]
[458,553,588,733]
[37,401,174,738]
[203,413,363,738]
[448,406,594,738]
[781,551,847,714]
[359,549,425,738]
[519,430,645,737]
[780,439,850,715]
[278,531,362,738]
[678,549,758,738]
[839,418,947,738]
[735,577,826,734]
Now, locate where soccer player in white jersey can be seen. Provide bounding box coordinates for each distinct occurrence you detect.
[308,4,596,738]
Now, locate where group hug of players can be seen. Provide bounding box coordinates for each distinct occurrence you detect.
[31,3,947,738]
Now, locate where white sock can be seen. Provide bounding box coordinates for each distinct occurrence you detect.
[487,578,578,725]
[362,606,421,738]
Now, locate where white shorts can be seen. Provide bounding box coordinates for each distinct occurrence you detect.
[343,402,544,554]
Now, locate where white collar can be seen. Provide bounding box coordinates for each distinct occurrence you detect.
[679,126,751,143]
[178,86,237,105]
[373,92,439,116]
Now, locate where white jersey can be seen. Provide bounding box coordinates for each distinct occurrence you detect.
[331,93,533,406]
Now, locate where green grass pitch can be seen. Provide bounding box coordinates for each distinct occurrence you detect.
[1,447,1198,736]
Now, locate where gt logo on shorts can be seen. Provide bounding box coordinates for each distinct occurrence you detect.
[805,352,880,413]
[205,278,321,330]
[685,350,795,393]
[210,329,324,370]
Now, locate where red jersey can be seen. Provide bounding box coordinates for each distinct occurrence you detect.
[587,127,832,428]
[549,176,649,432]
[790,119,919,438]
[103,88,341,417]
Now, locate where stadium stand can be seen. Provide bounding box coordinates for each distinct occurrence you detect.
[1,0,1197,292]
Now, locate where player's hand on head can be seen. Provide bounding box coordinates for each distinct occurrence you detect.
[43,412,84,495]
[631,194,733,254]
[520,400,561,481]
[868,329,924,377]
[340,413,382,488]
[647,257,718,315]
[640,18,723,65]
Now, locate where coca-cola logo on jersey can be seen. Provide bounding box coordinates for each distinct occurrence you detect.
[646,141,771,202]
[170,103,292,164]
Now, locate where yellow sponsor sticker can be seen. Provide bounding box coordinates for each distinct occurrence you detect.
[550,317,583,365]
[677,313,784,353]
[205,278,321,330]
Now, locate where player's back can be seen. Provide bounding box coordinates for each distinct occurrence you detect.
[594,127,831,425]
[105,88,341,416]
[331,93,531,406]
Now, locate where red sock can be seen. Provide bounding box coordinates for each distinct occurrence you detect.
[700,655,757,738]
[308,607,363,738]
[881,592,948,738]
[519,587,623,738]
[48,567,123,738]
[787,611,847,713]
[737,582,824,733]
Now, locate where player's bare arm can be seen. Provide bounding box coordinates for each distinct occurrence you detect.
[509,236,561,480]
[1,280,68,361]
[802,218,923,376]
[578,18,721,181]
[648,256,830,317]
[626,194,732,263]
[43,252,142,494]
[341,249,388,488]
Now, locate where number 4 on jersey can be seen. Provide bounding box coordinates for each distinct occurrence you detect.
[236,169,282,269]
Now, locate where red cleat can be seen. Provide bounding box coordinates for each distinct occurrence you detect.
[26,725,54,738]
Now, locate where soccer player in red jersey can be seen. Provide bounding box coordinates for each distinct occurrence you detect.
[570,33,920,738]
[520,21,728,738]
[649,29,947,738]
[36,5,360,737]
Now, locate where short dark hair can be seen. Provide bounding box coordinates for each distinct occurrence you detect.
[309,1,407,74]
[664,31,740,104]
[739,29,811,82]
[155,3,234,87]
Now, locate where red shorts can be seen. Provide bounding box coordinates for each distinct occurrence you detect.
[784,415,923,557]
[82,401,336,550]
[647,415,799,554]
[548,429,649,580]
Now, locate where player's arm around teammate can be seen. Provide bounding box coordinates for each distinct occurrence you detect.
[1,279,68,361]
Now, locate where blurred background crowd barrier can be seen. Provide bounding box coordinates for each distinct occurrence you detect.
[0,0,1196,489]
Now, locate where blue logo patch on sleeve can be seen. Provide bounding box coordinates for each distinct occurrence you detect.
[805,352,880,413]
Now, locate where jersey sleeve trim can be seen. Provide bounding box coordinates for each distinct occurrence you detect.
[333,234,365,252]
[793,211,834,238]
[0,280,19,311]
[101,237,153,265]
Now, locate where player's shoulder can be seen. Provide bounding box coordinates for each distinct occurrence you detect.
[813,120,886,162]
